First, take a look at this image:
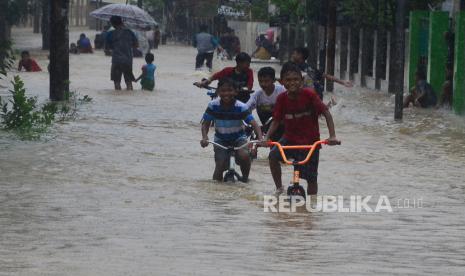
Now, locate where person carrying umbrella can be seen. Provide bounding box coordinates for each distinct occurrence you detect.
[106,15,139,90]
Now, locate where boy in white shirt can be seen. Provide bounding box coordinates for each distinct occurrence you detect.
[246,67,286,141]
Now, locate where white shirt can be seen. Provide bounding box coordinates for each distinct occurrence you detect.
[246,84,286,113]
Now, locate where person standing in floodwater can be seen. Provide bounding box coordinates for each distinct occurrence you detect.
[106,15,139,91]
[193,24,219,72]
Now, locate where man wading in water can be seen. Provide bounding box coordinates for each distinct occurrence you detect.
[106,15,139,90]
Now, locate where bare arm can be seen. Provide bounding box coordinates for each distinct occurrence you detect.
[264,120,280,141]
[135,67,146,82]
[324,73,353,88]
[200,120,211,147]
[249,119,263,141]
[322,109,340,145]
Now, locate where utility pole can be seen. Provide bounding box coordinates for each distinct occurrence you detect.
[393,0,406,120]
[326,0,337,92]
[0,0,9,43]
[49,0,70,101]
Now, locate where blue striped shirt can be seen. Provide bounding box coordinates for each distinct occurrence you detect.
[202,99,255,142]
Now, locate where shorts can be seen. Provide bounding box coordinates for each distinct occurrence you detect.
[269,138,320,183]
[141,78,155,91]
[214,137,248,164]
[111,63,135,83]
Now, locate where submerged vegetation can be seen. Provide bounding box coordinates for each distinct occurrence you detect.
[0,76,92,140]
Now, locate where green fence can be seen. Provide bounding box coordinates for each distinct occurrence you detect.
[408,11,430,90]
[428,12,449,98]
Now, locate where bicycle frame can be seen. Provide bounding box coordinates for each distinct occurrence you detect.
[267,140,329,186]
[208,140,260,182]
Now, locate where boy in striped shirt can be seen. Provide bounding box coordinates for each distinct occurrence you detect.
[201,78,263,182]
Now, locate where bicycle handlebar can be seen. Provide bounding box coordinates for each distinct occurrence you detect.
[267,140,341,165]
[193,83,254,94]
[208,140,261,150]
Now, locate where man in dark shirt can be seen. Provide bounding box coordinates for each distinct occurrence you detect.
[193,24,219,71]
[106,16,139,90]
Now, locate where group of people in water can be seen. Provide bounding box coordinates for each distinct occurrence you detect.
[14,17,455,195]
[193,37,453,195]
[194,48,350,195]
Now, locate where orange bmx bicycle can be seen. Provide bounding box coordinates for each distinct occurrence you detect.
[267,139,341,199]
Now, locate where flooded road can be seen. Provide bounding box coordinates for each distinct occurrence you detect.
[1,28,465,275]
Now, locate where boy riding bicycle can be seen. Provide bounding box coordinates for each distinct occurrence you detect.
[246,67,286,142]
[195,52,254,103]
[265,62,340,195]
[200,78,263,182]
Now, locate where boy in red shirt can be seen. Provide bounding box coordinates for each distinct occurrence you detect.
[17,51,42,72]
[265,62,340,195]
[195,52,254,103]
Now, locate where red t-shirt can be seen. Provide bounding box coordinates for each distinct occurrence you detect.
[273,88,328,145]
[18,59,42,72]
[211,67,254,90]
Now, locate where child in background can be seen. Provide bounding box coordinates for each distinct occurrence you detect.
[291,47,352,100]
[17,51,42,72]
[77,33,93,53]
[403,69,437,108]
[135,53,157,91]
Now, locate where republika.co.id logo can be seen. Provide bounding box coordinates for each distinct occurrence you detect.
[264,195,423,213]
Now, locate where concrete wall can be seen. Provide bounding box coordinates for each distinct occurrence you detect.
[336,26,410,93]
[227,20,270,55]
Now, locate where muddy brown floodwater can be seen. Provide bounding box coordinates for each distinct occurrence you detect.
[1,28,465,275]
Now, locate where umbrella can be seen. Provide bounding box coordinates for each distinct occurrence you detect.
[90,4,157,29]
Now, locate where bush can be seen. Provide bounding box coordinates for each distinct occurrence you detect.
[0,76,93,140]
[0,76,57,139]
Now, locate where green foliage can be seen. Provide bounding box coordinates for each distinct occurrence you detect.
[0,76,93,140]
[246,0,270,21]
[0,40,15,79]
[143,0,164,13]
[0,76,57,139]
[57,90,92,122]
[271,0,305,21]
[6,0,31,25]
[340,0,445,29]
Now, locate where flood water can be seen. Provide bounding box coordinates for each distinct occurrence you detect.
[1,28,465,275]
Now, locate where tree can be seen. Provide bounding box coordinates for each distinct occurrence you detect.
[271,0,304,21]
[250,0,269,21]
[0,0,9,44]
[0,4,14,80]
[49,0,70,101]
[393,0,407,120]
[41,0,50,50]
